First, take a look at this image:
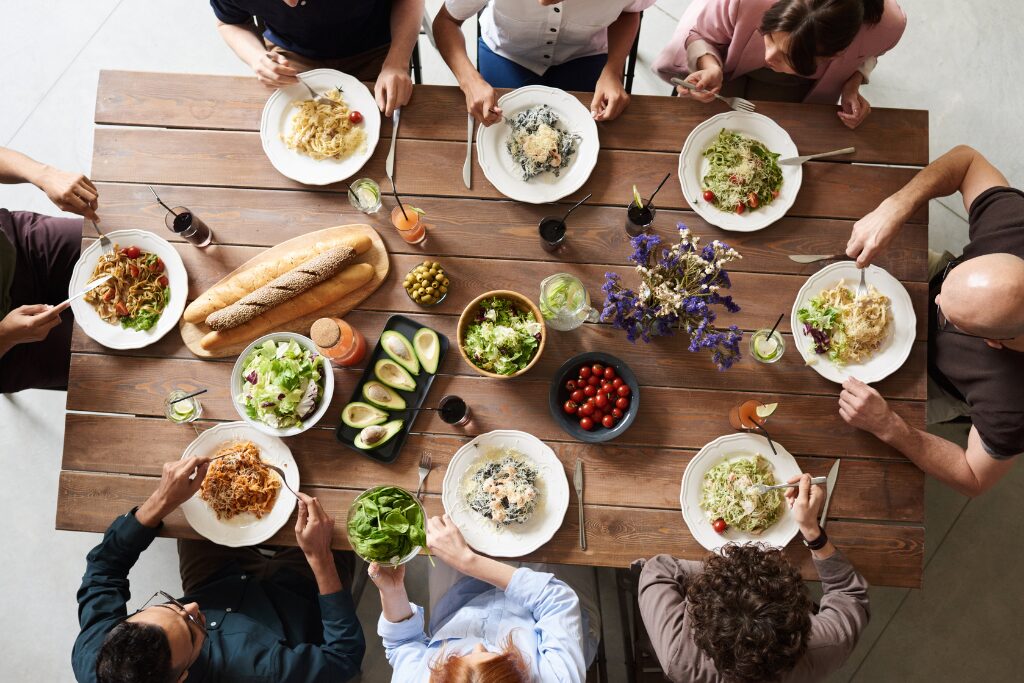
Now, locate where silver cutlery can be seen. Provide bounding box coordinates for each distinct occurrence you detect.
[670,77,755,113]
[820,460,841,527]
[89,218,112,253]
[415,453,432,500]
[856,267,868,299]
[386,108,401,181]
[463,114,473,189]
[750,476,827,496]
[574,459,586,551]
[265,463,301,499]
[56,274,112,309]
[779,147,855,166]
[788,254,848,264]
[296,75,340,107]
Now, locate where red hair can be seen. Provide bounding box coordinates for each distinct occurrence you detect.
[428,634,531,683]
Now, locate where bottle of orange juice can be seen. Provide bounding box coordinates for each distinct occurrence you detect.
[310,318,367,366]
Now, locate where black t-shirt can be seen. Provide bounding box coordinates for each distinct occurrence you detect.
[928,187,1024,458]
[211,0,392,60]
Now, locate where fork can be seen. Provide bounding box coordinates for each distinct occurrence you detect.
[296,75,340,107]
[265,463,302,499]
[671,77,755,113]
[856,267,868,299]
[89,218,112,253]
[750,476,827,495]
[415,453,432,499]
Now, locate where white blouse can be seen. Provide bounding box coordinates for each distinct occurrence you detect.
[446,0,656,75]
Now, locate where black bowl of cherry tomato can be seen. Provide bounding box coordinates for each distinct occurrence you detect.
[548,352,639,443]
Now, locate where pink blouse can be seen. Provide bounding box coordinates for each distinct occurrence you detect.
[652,0,906,104]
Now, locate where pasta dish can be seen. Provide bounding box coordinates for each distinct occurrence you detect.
[798,281,892,365]
[465,449,539,526]
[506,106,580,180]
[701,129,783,213]
[283,88,366,160]
[82,244,170,331]
[700,455,783,534]
[199,441,281,520]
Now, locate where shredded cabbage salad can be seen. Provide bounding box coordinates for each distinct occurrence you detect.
[702,129,783,212]
[237,339,323,429]
[462,297,542,376]
[700,455,783,533]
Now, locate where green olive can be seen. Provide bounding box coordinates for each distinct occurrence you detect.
[439,285,448,294]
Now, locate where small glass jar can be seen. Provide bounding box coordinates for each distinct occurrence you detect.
[348,178,382,214]
[164,390,202,424]
[310,318,367,367]
[749,329,786,364]
[625,200,655,237]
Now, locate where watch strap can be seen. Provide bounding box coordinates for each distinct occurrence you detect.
[802,527,828,551]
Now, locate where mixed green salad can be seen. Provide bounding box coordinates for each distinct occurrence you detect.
[797,295,846,363]
[700,455,783,534]
[347,486,426,565]
[462,297,542,376]
[237,339,324,429]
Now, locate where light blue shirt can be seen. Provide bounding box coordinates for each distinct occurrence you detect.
[377,567,592,682]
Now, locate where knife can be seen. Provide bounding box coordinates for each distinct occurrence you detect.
[779,147,855,166]
[463,114,474,189]
[820,459,840,528]
[57,275,112,310]
[788,254,847,264]
[573,459,586,550]
[385,108,401,180]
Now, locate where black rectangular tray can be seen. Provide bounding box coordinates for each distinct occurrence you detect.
[335,314,449,464]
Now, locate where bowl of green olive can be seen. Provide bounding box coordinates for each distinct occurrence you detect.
[403,261,449,307]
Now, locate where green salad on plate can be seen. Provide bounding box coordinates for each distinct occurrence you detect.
[237,339,324,430]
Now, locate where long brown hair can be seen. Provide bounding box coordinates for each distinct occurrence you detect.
[429,634,531,683]
[760,0,886,76]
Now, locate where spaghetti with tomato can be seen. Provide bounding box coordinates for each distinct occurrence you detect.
[82,244,170,331]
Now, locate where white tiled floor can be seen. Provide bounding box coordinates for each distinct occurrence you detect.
[2,1,1023,681]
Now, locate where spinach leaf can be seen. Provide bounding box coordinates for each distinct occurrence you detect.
[347,486,427,565]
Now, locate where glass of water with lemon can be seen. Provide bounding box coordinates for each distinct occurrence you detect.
[750,328,785,364]
[348,178,382,214]
[164,390,203,424]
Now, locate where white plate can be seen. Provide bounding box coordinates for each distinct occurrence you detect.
[69,229,187,350]
[477,85,599,204]
[231,332,335,437]
[442,430,569,557]
[260,68,380,186]
[681,432,801,552]
[180,422,299,548]
[790,262,916,384]
[679,111,801,232]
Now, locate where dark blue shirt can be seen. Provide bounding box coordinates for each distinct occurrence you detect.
[72,510,365,683]
[211,0,393,60]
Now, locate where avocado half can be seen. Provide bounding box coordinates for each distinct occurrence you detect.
[375,358,416,392]
[341,401,389,428]
[412,328,440,375]
[381,330,419,375]
[354,419,404,450]
[362,381,407,410]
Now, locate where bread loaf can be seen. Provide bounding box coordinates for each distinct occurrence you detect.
[199,262,374,351]
[206,246,354,330]
[183,232,372,323]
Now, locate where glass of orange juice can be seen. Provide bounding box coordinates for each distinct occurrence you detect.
[728,400,778,454]
[391,205,426,244]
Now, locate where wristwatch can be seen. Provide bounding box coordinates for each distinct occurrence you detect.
[801,526,828,551]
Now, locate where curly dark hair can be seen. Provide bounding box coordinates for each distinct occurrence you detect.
[687,543,812,683]
[96,621,176,683]
[760,0,886,76]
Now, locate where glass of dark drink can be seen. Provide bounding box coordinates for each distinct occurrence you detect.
[625,200,656,237]
[538,216,567,253]
[165,206,213,247]
[438,395,471,426]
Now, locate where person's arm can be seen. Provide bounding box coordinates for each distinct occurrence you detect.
[375,0,423,116]
[839,378,1016,496]
[846,145,1009,266]
[0,146,99,220]
[432,2,502,125]
[590,11,641,121]
[637,555,712,683]
[368,563,430,677]
[214,20,299,87]
[837,71,870,130]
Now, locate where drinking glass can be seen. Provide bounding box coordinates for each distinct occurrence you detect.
[750,329,786,364]
[348,178,382,214]
[392,206,426,244]
[538,216,566,252]
[625,200,656,237]
[165,207,212,247]
[539,273,600,331]
[165,390,202,424]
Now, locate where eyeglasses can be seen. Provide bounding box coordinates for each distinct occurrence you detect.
[125,590,205,676]
[937,258,1014,340]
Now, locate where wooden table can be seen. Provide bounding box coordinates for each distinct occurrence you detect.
[57,70,929,588]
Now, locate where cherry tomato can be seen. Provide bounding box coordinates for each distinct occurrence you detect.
[604,367,616,380]
[563,400,578,415]
[712,518,728,534]
[565,379,578,392]
[747,192,759,209]
[579,417,594,431]
[348,110,363,124]
[570,389,584,403]
[115,302,128,317]
[591,363,604,376]
[615,397,629,410]
[593,409,604,422]
[611,407,624,419]
[702,190,715,202]
[601,415,615,429]
[617,384,631,398]
[582,385,595,398]
[579,403,595,417]
[612,377,624,388]
[735,203,745,215]
[600,380,613,392]
[585,397,595,406]
[595,394,608,408]
[103,289,114,302]
[771,189,780,199]
[158,275,169,287]
[729,174,739,185]
[129,264,140,278]
[587,375,600,387]
[122,246,141,259]
[579,367,592,379]
[149,258,165,273]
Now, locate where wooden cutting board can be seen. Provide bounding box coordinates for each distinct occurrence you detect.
[179,224,389,358]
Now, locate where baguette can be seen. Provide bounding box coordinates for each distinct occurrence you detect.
[206,246,354,330]
[199,262,375,352]
[183,232,372,323]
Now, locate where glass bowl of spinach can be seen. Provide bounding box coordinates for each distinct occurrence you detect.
[346,485,426,566]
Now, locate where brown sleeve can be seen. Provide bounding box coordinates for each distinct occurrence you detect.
[799,549,871,677]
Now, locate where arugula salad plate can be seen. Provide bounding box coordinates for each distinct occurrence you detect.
[679,111,801,232]
[790,261,916,384]
[442,430,569,557]
[180,422,299,548]
[681,433,801,553]
[477,85,599,204]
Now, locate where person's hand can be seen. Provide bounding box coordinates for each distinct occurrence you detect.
[368,561,407,594]
[375,63,413,117]
[845,197,907,267]
[250,51,300,87]
[295,492,335,562]
[426,514,475,571]
[462,75,502,126]
[35,167,98,221]
[838,78,871,129]
[785,473,825,538]
[675,65,723,103]
[0,304,65,350]
[591,68,630,121]
[136,455,211,526]
[839,377,899,438]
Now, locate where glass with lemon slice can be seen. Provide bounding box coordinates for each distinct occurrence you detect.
[729,400,777,431]
[164,390,203,424]
[625,184,656,237]
[750,328,786,363]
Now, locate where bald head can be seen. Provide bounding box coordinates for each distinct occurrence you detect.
[940,253,1024,339]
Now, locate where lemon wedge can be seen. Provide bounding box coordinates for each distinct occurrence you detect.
[632,184,643,208]
[755,402,778,419]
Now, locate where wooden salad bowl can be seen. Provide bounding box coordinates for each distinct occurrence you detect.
[457,289,546,380]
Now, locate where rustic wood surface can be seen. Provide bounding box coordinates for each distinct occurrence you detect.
[59,71,930,587]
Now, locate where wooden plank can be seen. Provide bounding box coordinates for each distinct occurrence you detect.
[95,71,929,165]
[72,309,928,401]
[55,469,924,587]
[91,128,929,224]
[90,182,930,282]
[64,354,924,459]
[61,414,925,523]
